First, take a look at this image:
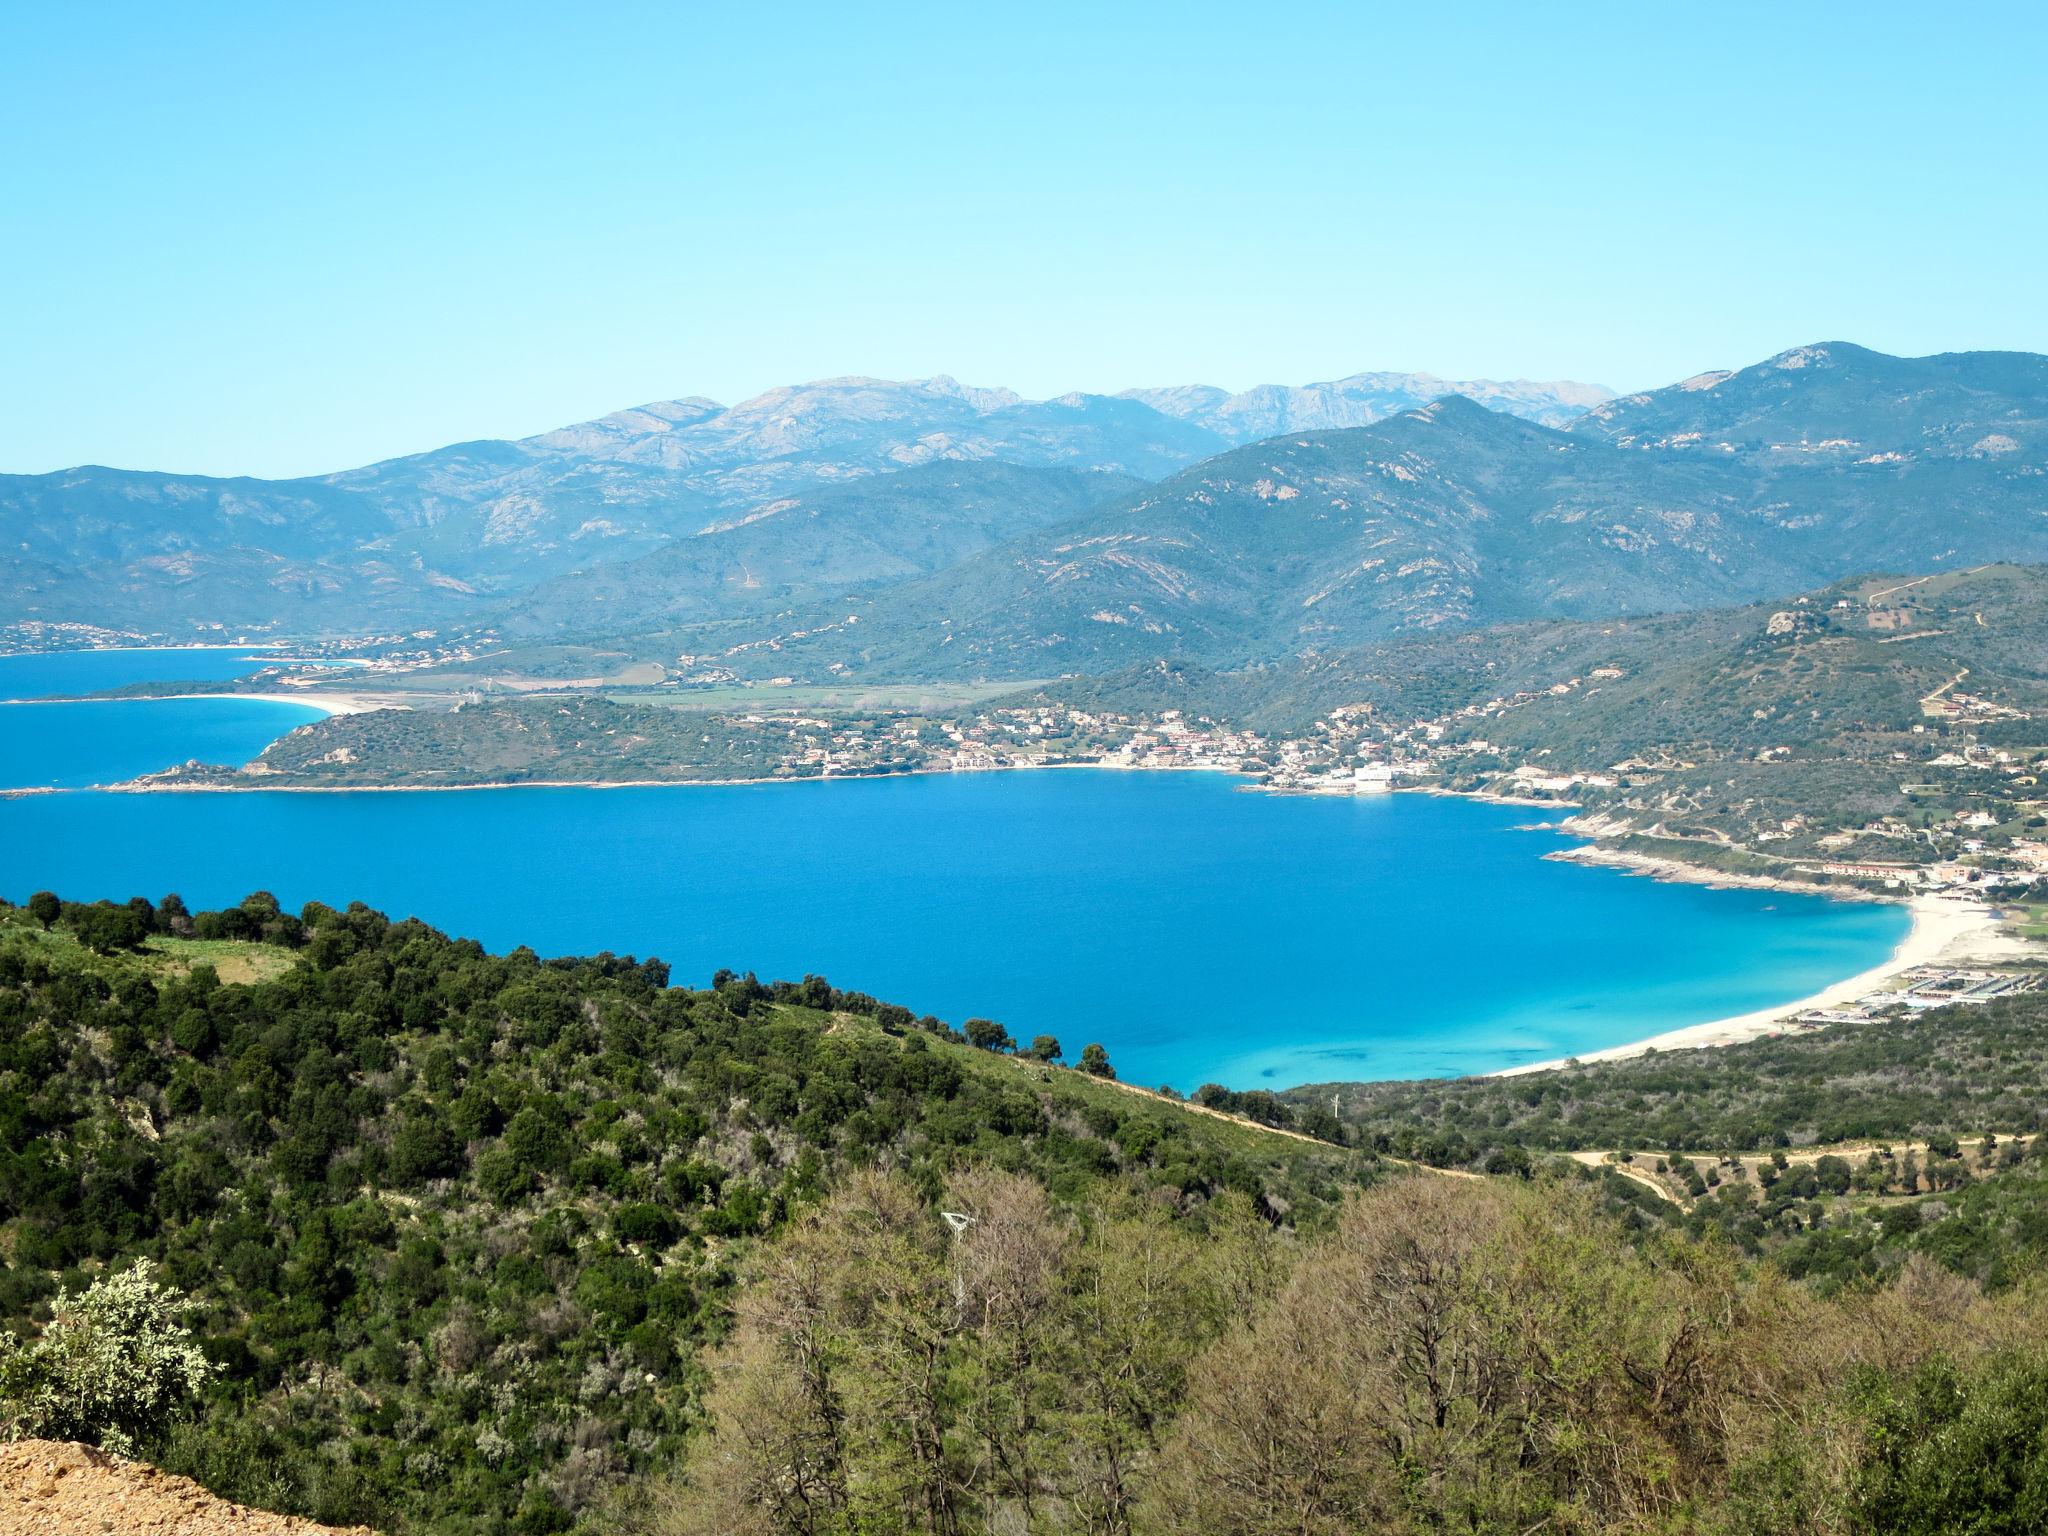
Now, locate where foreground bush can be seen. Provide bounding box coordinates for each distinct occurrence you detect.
[0,1260,214,1454]
[649,1175,2048,1536]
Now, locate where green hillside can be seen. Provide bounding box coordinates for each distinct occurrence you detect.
[0,894,1364,1532]
[1009,563,2048,855]
[1415,564,2048,850]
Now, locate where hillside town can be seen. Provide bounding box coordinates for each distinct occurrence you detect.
[690,680,2048,904]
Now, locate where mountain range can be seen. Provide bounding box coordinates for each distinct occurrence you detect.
[1574,342,2048,460]
[0,369,1605,635]
[1120,371,1614,437]
[8,343,2048,683]
[558,343,2048,681]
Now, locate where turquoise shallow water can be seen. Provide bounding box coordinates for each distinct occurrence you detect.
[0,647,296,697]
[0,649,335,788]
[0,655,1909,1088]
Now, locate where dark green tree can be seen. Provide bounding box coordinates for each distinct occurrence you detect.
[965,1018,1014,1053]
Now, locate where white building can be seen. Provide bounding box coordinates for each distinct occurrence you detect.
[1353,763,1396,795]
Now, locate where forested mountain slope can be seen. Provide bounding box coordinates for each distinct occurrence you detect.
[678,364,2048,680]
[1429,563,2048,757]
[489,462,1140,639]
[0,380,1208,636]
[1034,562,2048,741]
[10,344,2044,662]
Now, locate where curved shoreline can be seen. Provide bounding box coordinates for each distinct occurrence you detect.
[102,759,1251,794]
[20,712,2031,1081]
[165,690,384,717]
[1494,893,2014,1077]
[1,691,373,716]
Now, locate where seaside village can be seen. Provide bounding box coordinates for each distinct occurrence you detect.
[734,678,2048,904]
[703,668,2048,1033]
[62,624,2045,1037]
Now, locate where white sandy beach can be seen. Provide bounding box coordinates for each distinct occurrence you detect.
[149,690,389,717]
[227,690,384,717]
[1497,894,2028,1077]
[2,643,286,655]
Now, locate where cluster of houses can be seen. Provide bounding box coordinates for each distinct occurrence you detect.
[1795,965,2042,1028]
[669,663,2047,909]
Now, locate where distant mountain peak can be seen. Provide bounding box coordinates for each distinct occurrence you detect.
[911,375,1024,413]
[642,395,726,420]
[1570,341,2048,461]
[520,396,723,457]
[1377,393,1548,442]
[1406,394,1490,422]
[1118,371,1614,442]
[1766,342,1851,371]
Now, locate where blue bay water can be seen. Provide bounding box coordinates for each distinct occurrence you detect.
[0,647,295,697]
[0,699,329,789]
[0,655,1910,1088]
[0,649,336,788]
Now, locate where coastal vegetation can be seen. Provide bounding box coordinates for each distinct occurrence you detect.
[1286,984,2048,1291]
[1297,985,2048,1156]
[4,891,2048,1532]
[0,894,1365,1532]
[230,696,922,788]
[645,1171,2048,1536]
[134,563,2048,905]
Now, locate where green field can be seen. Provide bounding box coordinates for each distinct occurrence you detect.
[5,913,299,986]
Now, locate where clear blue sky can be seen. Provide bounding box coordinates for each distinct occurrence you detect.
[4,2,2044,478]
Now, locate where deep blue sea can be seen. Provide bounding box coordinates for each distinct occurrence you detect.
[0,651,1910,1089]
